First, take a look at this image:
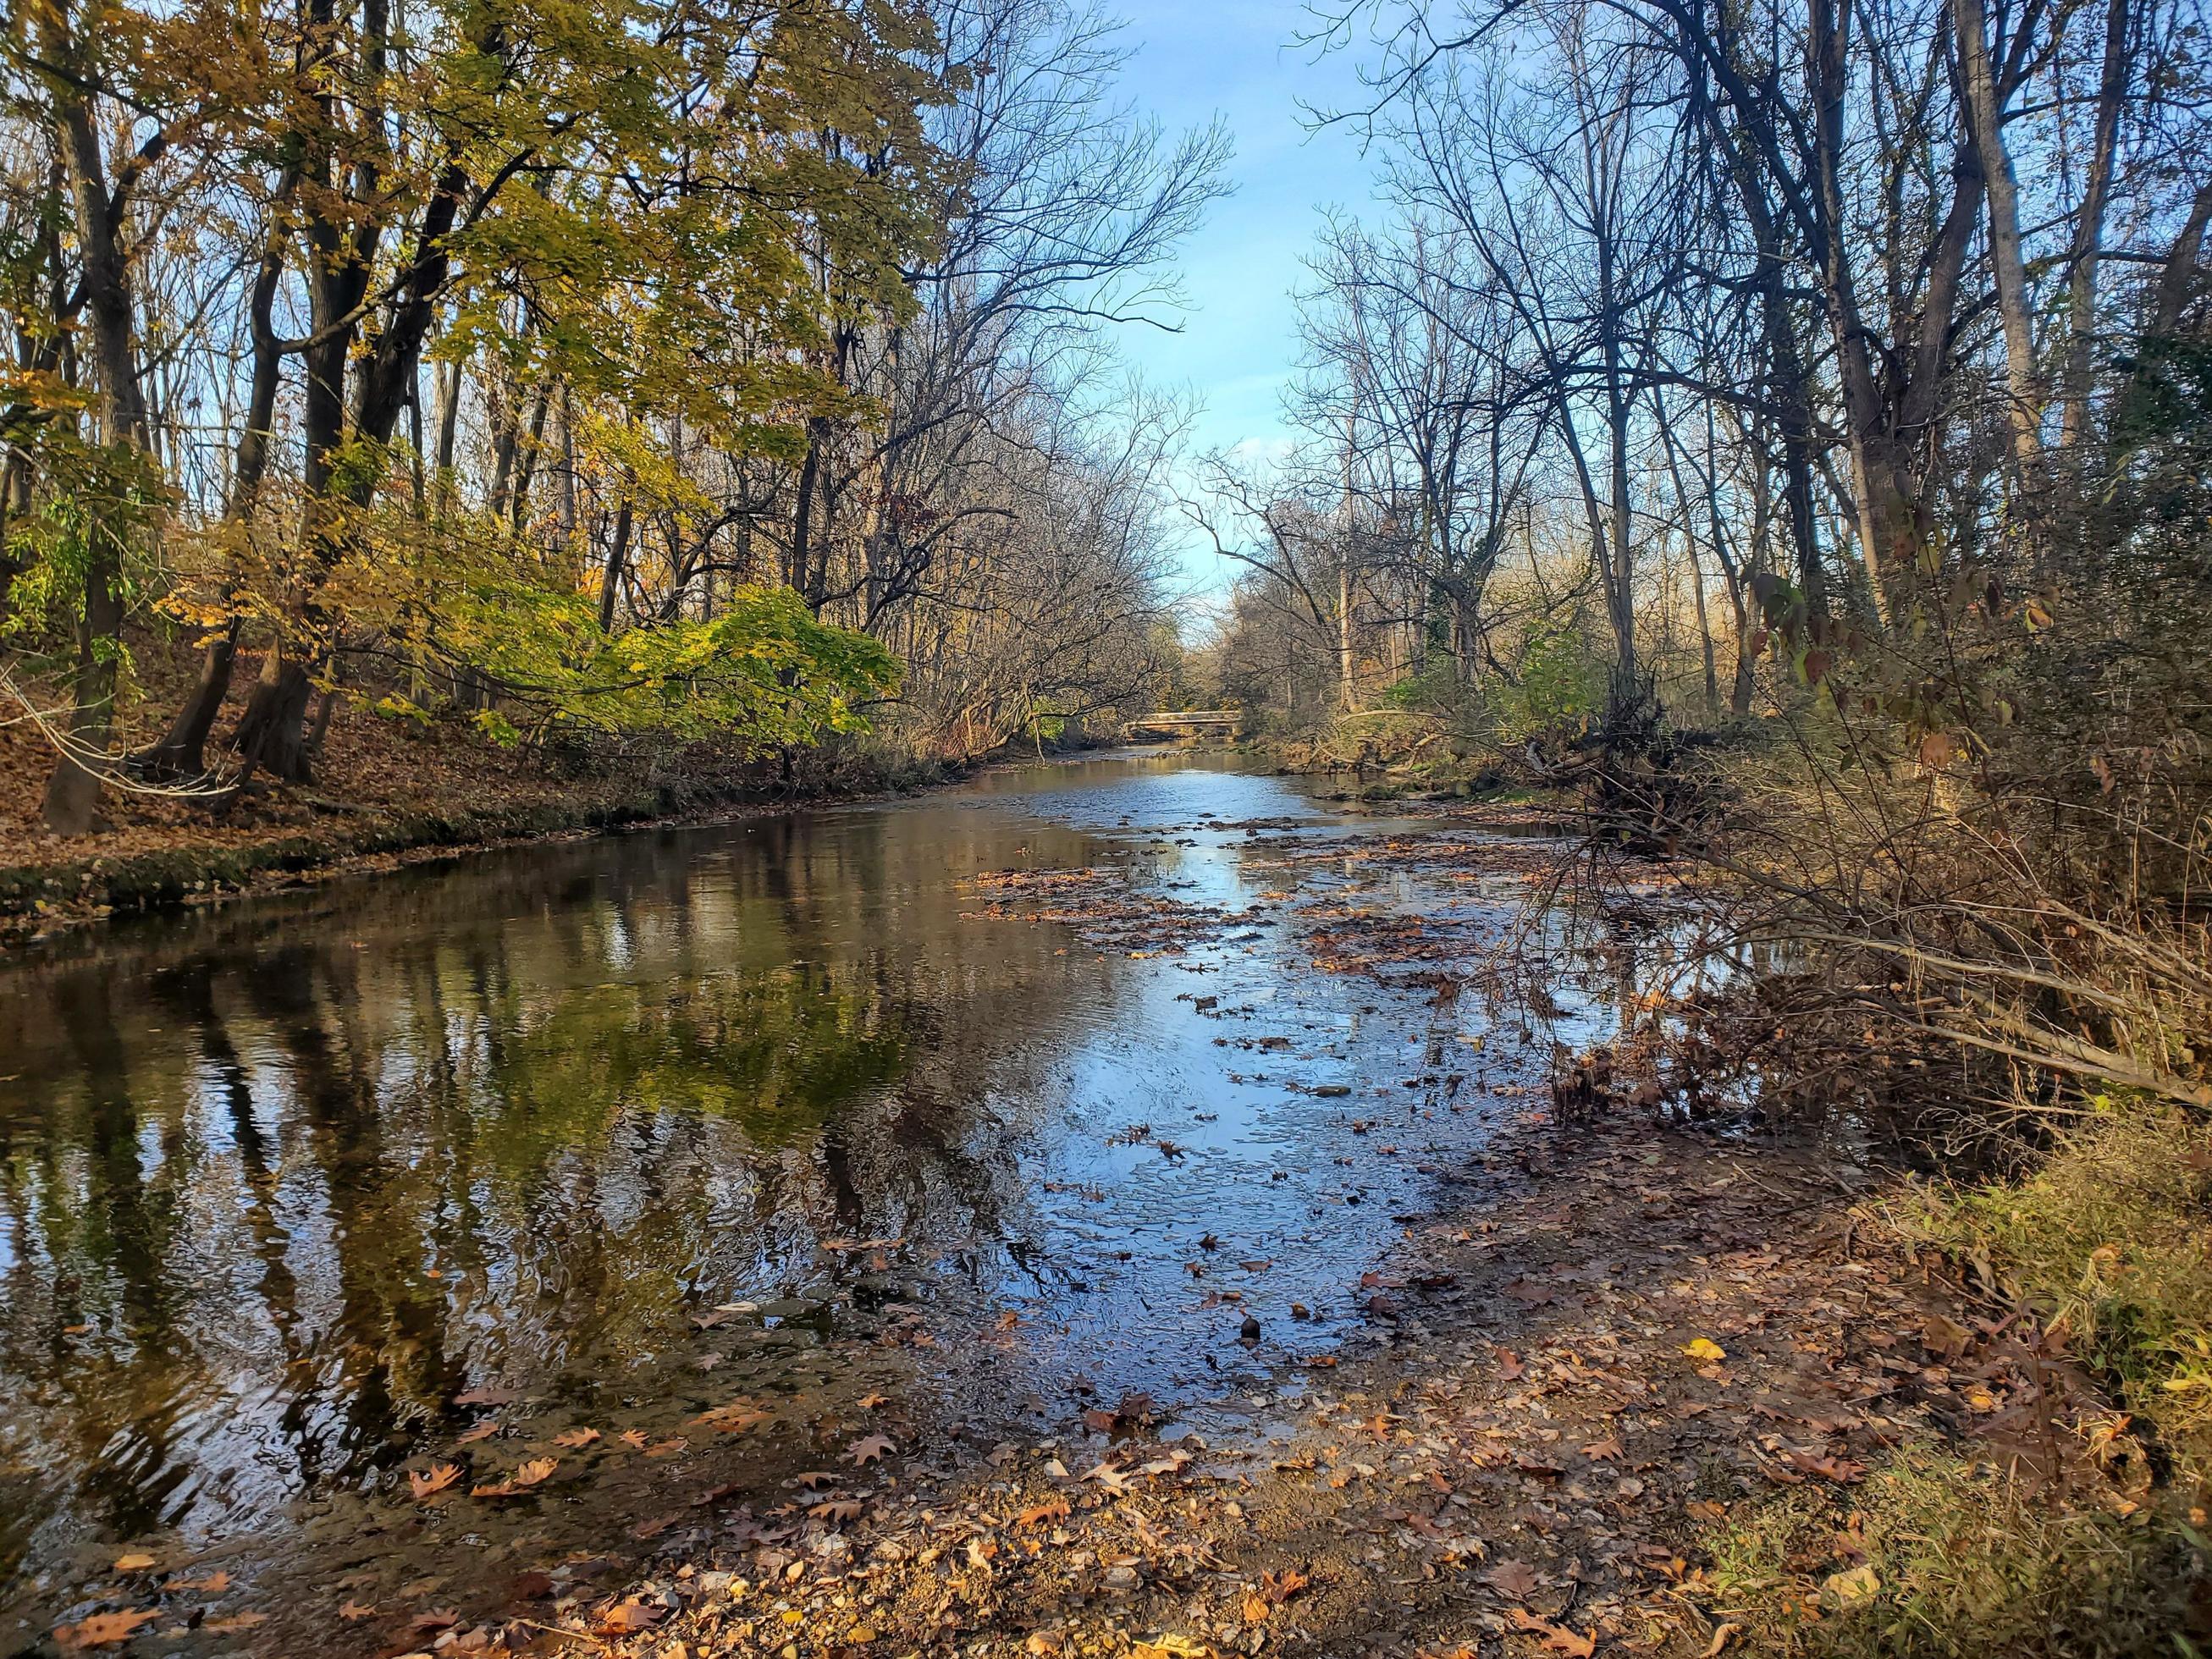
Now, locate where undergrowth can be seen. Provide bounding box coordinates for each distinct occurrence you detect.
[1888,1105,2212,1480]
[1703,1442,2209,1657]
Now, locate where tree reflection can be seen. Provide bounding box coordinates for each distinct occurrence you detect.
[0,799,1107,1591]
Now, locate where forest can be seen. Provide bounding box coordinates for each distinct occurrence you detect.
[3,0,2211,1652]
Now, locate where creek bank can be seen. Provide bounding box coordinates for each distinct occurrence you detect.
[0,711,1118,947]
[491,1105,2124,1659]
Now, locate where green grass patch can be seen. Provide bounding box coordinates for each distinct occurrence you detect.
[1886,1105,2212,1478]
[1703,1443,2209,1657]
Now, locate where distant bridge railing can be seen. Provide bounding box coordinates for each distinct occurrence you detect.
[1123,708,1244,738]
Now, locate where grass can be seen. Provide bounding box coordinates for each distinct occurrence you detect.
[1705,1104,2212,1656]
[1702,1442,2209,1657]
[1886,1105,2212,1480]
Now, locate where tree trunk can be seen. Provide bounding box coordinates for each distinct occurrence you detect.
[1953,0,2048,501]
[41,92,149,834]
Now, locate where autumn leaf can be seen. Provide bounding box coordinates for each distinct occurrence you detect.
[408,1463,462,1500]
[847,1433,896,1465]
[1780,1447,1866,1484]
[455,1421,501,1445]
[553,1427,600,1448]
[694,1400,770,1434]
[452,1385,519,1407]
[598,1600,665,1634]
[1487,1559,1542,1599]
[1018,1496,1071,1528]
[55,1609,159,1649]
[809,1498,864,1524]
[513,1457,559,1487]
[1507,1607,1597,1657]
[858,1392,891,1408]
[337,1600,378,1621]
[619,1429,651,1449]
[202,1613,267,1634]
[111,1554,156,1573]
[1680,1337,1726,1364]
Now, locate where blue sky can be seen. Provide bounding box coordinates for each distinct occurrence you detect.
[1104,2,1384,592]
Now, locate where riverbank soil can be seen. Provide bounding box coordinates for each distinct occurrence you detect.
[0,662,917,944]
[522,1111,2175,1659]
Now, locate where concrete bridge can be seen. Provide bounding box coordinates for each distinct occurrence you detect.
[1123,708,1244,740]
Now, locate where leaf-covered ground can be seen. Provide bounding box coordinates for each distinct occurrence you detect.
[381,1107,2112,1659]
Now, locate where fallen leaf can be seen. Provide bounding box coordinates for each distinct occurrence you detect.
[512,1457,559,1488]
[847,1434,896,1466]
[809,1498,864,1524]
[337,1600,378,1622]
[618,1430,651,1450]
[203,1613,267,1634]
[455,1421,500,1446]
[858,1393,891,1409]
[553,1427,600,1448]
[1507,1607,1596,1657]
[1823,1564,1882,1609]
[169,1573,230,1594]
[112,1554,156,1573]
[693,1400,770,1435]
[56,1609,160,1649]
[1496,1347,1525,1381]
[1781,1447,1867,1484]
[1681,1337,1727,1364]
[452,1386,518,1407]
[1701,1622,1744,1656]
[599,1601,665,1634]
[1487,1559,1542,1599]
[1018,1496,1072,1528]
[408,1463,462,1500]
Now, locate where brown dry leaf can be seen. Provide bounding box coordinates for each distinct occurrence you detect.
[858,1392,891,1408]
[452,1385,518,1407]
[56,1609,160,1649]
[598,1600,665,1634]
[1781,1447,1867,1484]
[1496,1347,1525,1381]
[1487,1559,1542,1599]
[1580,1436,1624,1462]
[809,1499,865,1524]
[693,1400,770,1435]
[111,1554,156,1573]
[847,1433,896,1465]
[1701,1622,1744,1656]
[471,1479,519,1498]
[455,1421,500,1446]
[169,1572,229,1594]
[512,1457,559,1488]
[1684,1498,1729,1523]
[337,1600,378,1622]
[1018,1496,1071,1528]
[410,1607,461,1633]
[202,1613,267,1634]
[793,1470,840,1490]
[618,1429,651,1450]
[552,1427,600,1448]
[408,1463,462,1500]
[1507,1607,1597,1657]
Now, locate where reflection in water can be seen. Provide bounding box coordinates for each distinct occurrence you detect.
[1,791,1111,1580]
[0,755,1568,1646]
